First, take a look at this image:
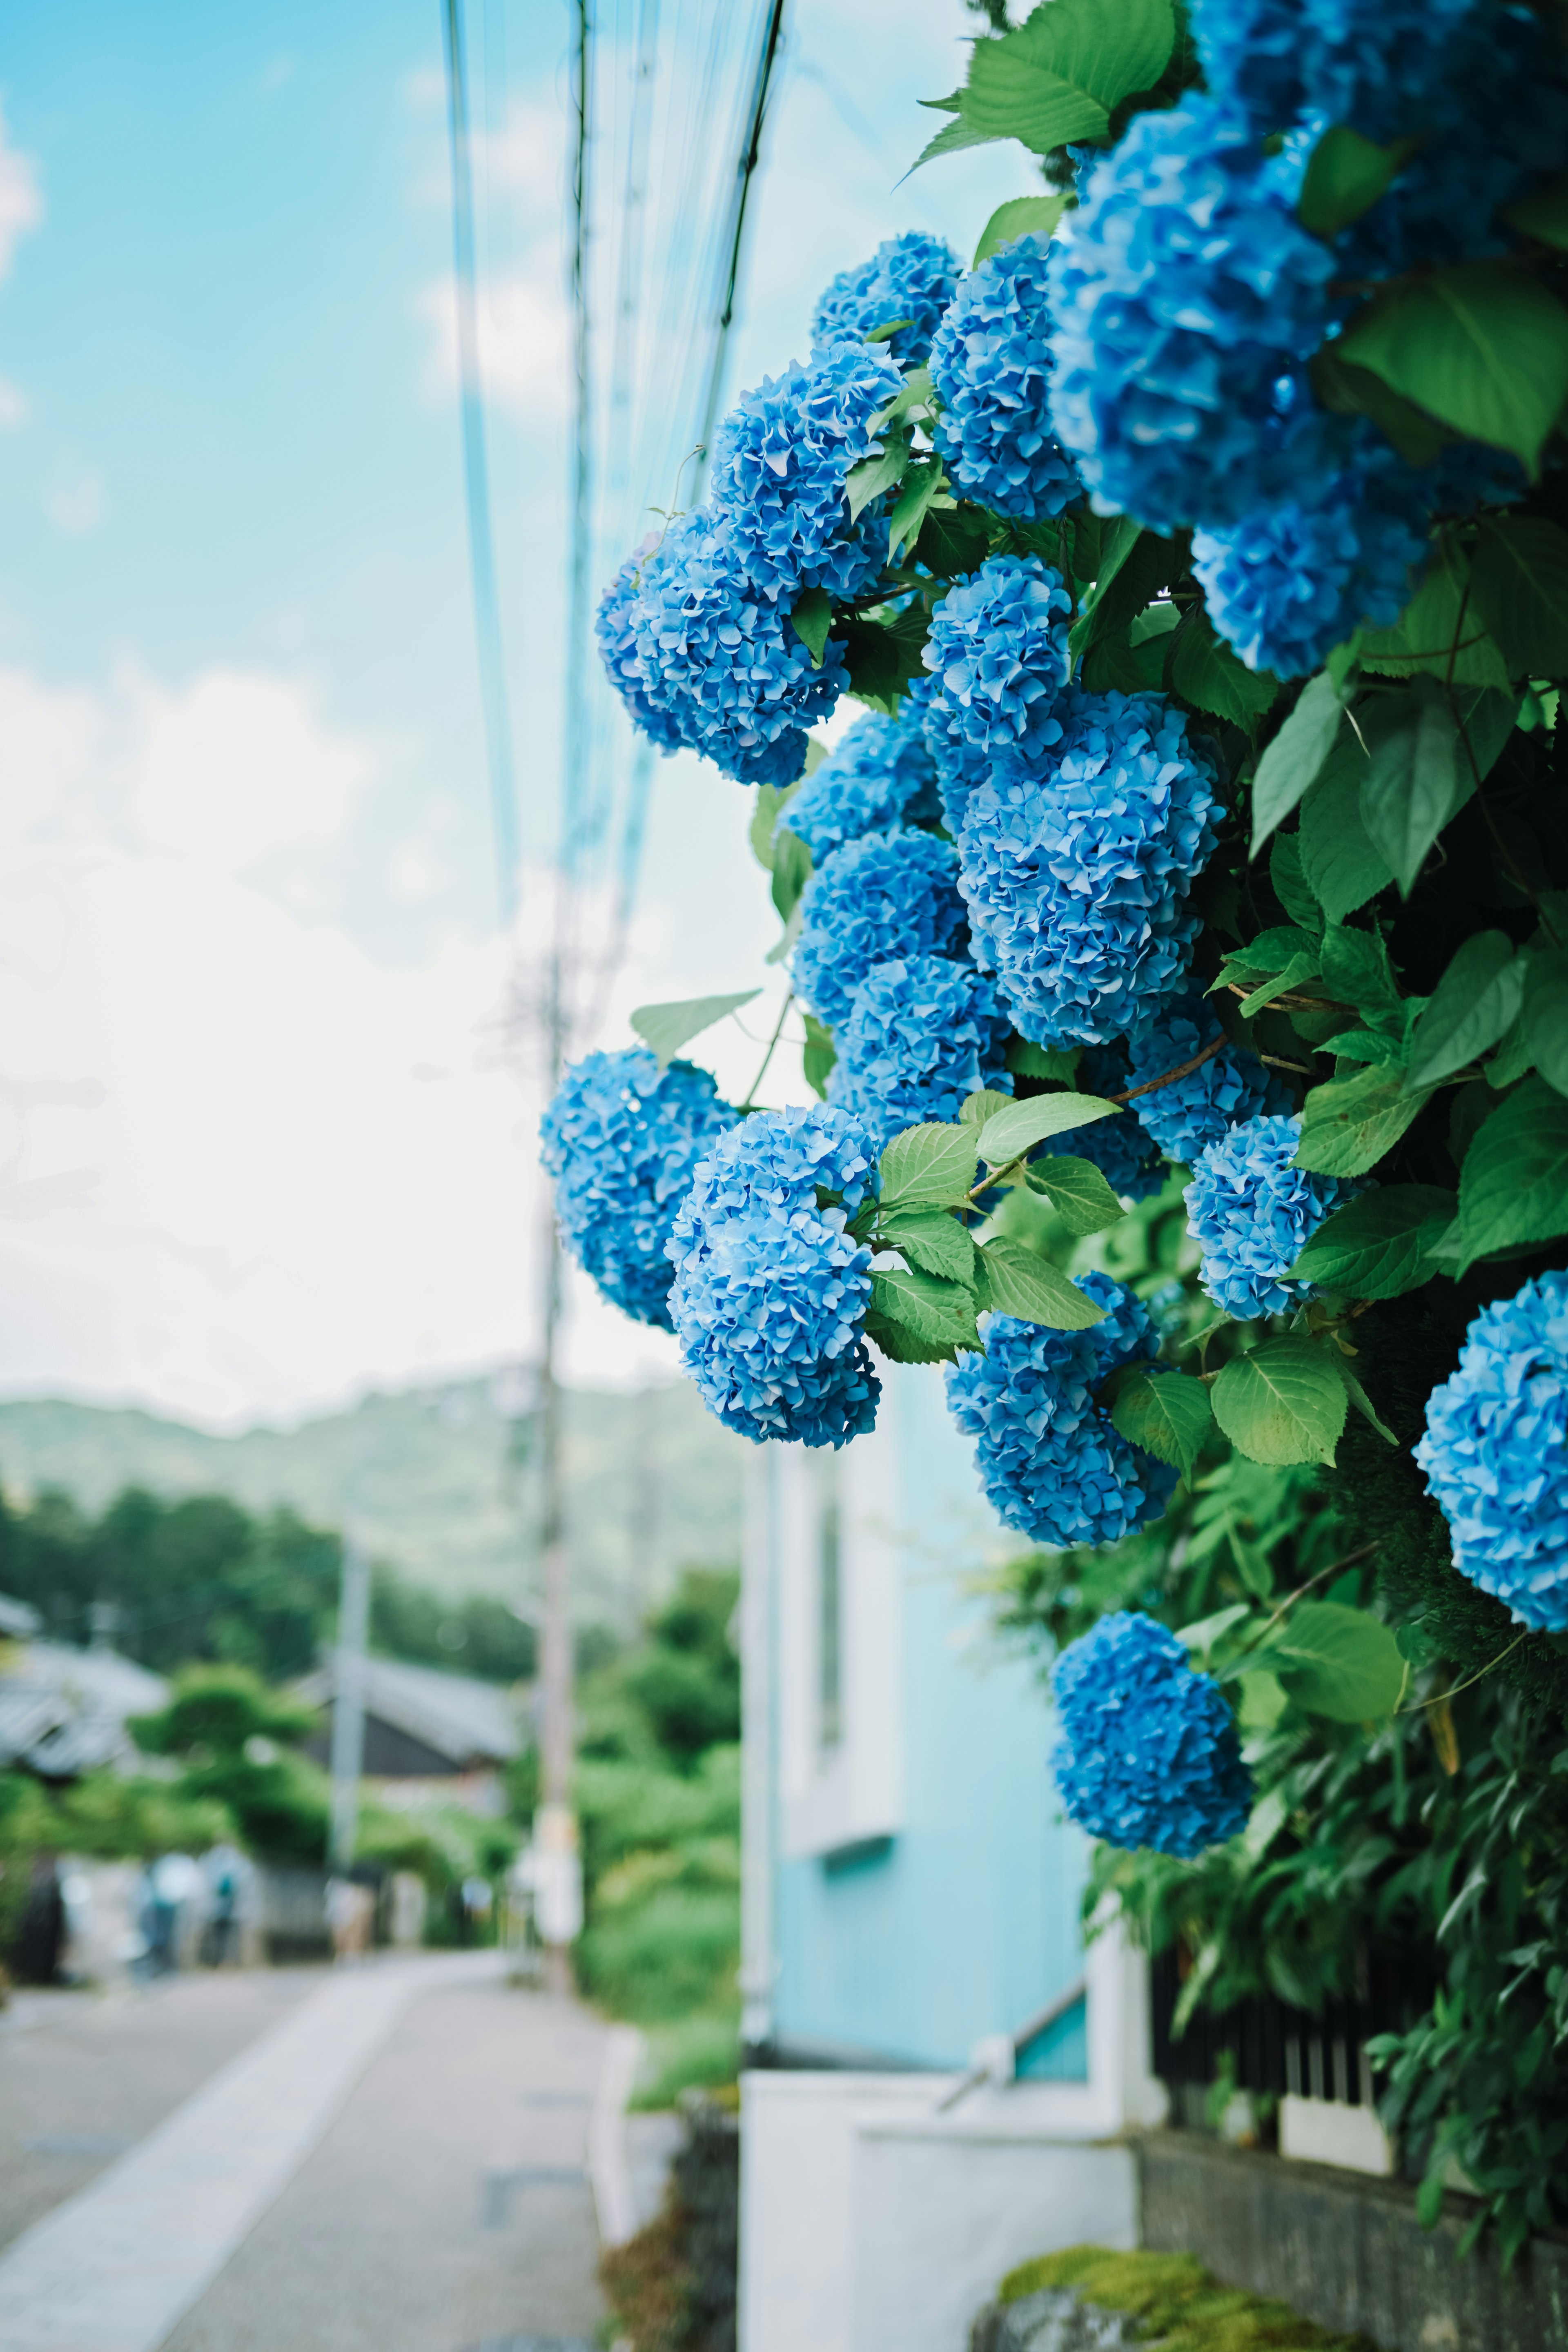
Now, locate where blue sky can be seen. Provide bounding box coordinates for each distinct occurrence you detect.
[0,2,1037,1425]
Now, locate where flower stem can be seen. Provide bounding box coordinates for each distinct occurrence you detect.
[739,989,794,1110]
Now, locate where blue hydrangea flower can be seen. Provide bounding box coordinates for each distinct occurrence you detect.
[666,1104,882,1448]
[627,511,846,781]
[595,548,688,753]
[928,237,1083,521]
[811,231,963,366]
[1414,1271,1568,1634]
[1189,0,1478,139]
[1046,97,1343,532]
[1051,1611,1254,1858]
[780,710,941,864]
[1051,1047,1166,1203]
[540,1049,737,1331]
[904,668,993,835]
[1125,984,1290,1164]
[793,827,970,1030]
[827,956,1013,1147]
[1185,1115,1361,1320]
[944,1273,1180,1547]
[921,557,1073,772]
[708,340,903,606]
[956,690,1222,1049]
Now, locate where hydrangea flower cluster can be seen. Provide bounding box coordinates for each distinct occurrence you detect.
[793,827,970,1031]
[811,230,962,366]
[928,237,1082,521]
[921,557,1073,772]
[956,690,1222,1048]
[827,955,1013,1147]
[627,511,844,782]
[540,1049,737,1331]
[903,670,993,836]
[1051,1611,1254,1858]
[1046,97,1341,532]
[1051,1048,1166,1205]
[1125,984,1288,1165]
[1414,1271,1568,1633]
[780,710,940,864]
[1189,0,1478,142]
[595,550,688,754]
[666,1103,882,1449]
[944,1274,1179,1548]
[1185,1115,1360,1321]
[708,339,903,606]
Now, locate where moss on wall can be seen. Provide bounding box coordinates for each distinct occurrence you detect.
[996,2245,1379,2350]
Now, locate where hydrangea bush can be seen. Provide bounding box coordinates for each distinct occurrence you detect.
[559,0,1568,2254]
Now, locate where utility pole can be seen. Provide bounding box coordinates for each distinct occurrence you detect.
[532,1191,581,1993]
[328,1528,370,1875]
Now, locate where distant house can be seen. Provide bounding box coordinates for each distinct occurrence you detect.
[0,1604,169,1781]
[293,1655,526,1816]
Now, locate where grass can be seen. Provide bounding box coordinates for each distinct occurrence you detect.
[631,2009,742,2111]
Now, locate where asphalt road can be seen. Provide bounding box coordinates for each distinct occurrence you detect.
[0,1961,611,2352]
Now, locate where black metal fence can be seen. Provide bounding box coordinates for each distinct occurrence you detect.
[1149,1945,1435,2112]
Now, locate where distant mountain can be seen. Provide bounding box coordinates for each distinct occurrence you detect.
[0,1376,745,1630]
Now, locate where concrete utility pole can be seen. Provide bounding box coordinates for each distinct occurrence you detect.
[533,1194,581,1993]
[328,1528,370,1874]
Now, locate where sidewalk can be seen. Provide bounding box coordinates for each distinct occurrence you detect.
[0,1958,613,2352]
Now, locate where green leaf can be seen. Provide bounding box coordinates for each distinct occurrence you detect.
[887,459,946,564]
[1332,1351,1401,1447]
[845,437,909,522]
[977,1090,1119,1166]
[1523,947,1568,1098]
[1249,1600,1405,1720]
[1359,535,1512,695]
[1169,609,1280,727]
[1023,1153,1126,1235]
[978,1236,1106,1329]
[770,826,812,921]
[1299,732,1394,921]
[630,989,760,1067]
[838,611,928,705]
[1238,1671,1289,1732]
[1109,1366,1213,1483]
[1289,1184,1457,1298]
[765,897,804,967]
[1357,680,1463,897]
[1336,264,1568,472]
[878,1122,979,1210]
[868,1263,980,1359]
[1235,956,1319,1018]
[1468,516,1568,677]
[802,1012,835,1101]
[1455,1075,1568,1270]
[1296,1062,1434,1177]
[1220,924,1320,978]
[1251,670,1346,854]
[878,1206,977,1285]
[956,0,1176,156]
[1298,124,1417,238]
[1502,176,1568,249]
[1005,1038,1081,1084]
[960,1087,1013,1130]
[1072,529,1186,683]
[911,109,1001,170]
[919,504,992,578]
[1212,1338,1349,1467]
[789,588,833,669]
[1406,932,1526,1087]
[749,781,798,872]
[1269,834,1322,934]
[973,193,1068,267]
[1487,1011,1535,1092]
[1310,343,1456,468]
[1318,923,1401,1033]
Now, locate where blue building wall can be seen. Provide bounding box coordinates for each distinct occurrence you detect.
[771,1365,1089,2073]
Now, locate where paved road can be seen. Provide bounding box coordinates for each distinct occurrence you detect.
[0,1960,614,2352]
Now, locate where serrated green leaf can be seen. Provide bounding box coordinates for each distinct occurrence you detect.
[749,781,798,873]
[1318,923,1401,1033]
[1237,954,1321,1017]
[1248,1599,1405,1719]
[960,1088,1013,1131]
[771,826,811,922]
[978,1091,1119,1166]
[765,896,804,967]
[1310,343,1456,468]
[877,1206,976,1286]
[1109,1366,1213,1483]
[1336,264,1568,472]
[1290,1184,1457,1298]
[802,1012,835,1101]
[863,1306,965,1365]
[845,437,910,521]
[1298,124,1416,238]
[869,1263,980,1357]
[630,990,760,1068]
[1332,1351,1401,1447]
[1221,924,1320,978]
[887,459,946,564]
[1269,834,1322,933]
[1023,1152,1126,1235]
[1212,1339,1348,1468]
[878,1122,979,1210]
[1468,516,1568,677]
[1169,609,1280,726]
[978,1236,1106,1329]
[1005,1038,1082,1084]
[1357,679,1464,897]
[1251,671,1345,854]
[1359,537,1513,694]
[1299,733,1394,921]
[1407,932,1526,1087]
[1296,1063,1434,1177]
[1455,1076,1568,1270]
[838,610,929,705]
[973,193,1068,267]
[1523,947,1568,1098]
[789,587,833,668]
[956,0,1175,156]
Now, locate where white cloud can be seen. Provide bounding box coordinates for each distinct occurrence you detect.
[0,96,41,281]
[45,466,106,537]
[0,375,28,430]
[415,267,570,423]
